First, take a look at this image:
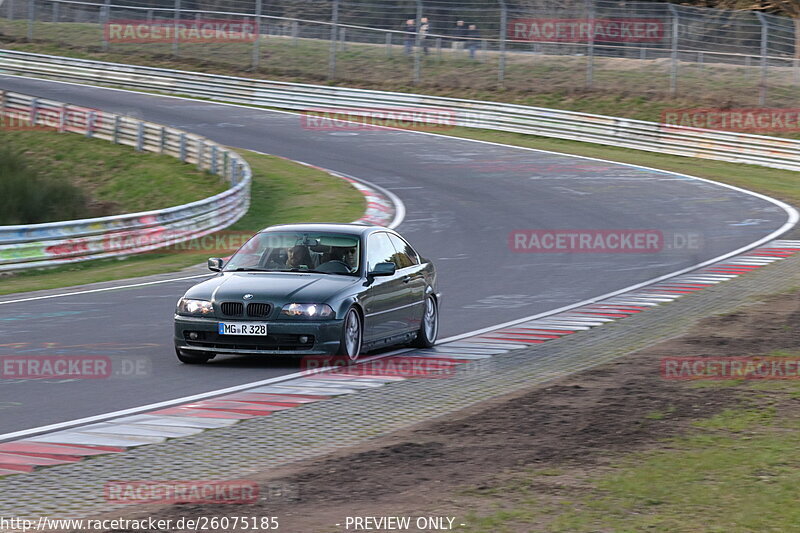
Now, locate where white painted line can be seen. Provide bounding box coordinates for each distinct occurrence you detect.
[0,274,210,306]
[519,322,592,330]
[27,432,160,447]
[299,379,386,388]
[243,385,356,395]
[113,414,238,428]
[602,300,660,306]
[79,423,198,438]
[410,352,492,360]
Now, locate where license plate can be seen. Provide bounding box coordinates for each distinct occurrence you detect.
[218,322,268,336]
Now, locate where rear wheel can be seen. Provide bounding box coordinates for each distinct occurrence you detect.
[337,307,362,362]
[412,296,438,348]
[175,347,211,365]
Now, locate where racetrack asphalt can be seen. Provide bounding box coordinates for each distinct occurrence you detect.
[0,75,792,435]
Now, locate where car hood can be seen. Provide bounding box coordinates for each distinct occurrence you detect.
[183,272,361,304]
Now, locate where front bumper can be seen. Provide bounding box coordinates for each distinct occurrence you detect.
[174,315,344,356]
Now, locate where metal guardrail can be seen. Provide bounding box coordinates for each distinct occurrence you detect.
[1,49,798,173]
[0,88,252,271]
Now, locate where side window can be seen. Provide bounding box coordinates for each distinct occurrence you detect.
[388,234,420,268]
[367,233,398,271]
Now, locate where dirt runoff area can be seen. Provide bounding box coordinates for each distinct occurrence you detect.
[91,290,800,533]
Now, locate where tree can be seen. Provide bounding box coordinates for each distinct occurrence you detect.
[688,0,800,57]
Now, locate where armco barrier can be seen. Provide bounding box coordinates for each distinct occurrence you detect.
[0,89,252,271]
[0,49,798,172]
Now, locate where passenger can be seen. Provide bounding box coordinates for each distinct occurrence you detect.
[287,245,312,268]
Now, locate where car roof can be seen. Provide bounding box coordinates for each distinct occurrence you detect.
[259,223,392,237]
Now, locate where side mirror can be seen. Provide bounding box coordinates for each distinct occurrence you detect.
[369,261,396,277]
[208,257,224,272]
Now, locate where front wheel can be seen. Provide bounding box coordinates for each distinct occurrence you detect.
[337,307,362,362]
[175,347,211,365]
[412,296,438,348]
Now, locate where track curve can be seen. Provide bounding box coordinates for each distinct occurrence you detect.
[0,74,793,436]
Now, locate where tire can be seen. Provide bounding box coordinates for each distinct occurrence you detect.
[412,296,438,348]
[337,307,363,362]
[175,347,211,365]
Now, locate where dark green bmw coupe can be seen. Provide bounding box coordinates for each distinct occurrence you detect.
[174,223,440,363]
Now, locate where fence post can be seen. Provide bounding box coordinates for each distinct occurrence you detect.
[795,58,799,85]
[385,32,392,57]
[112,115,120,144]
[196,139,204,170]
[136,121,145,152]
[52,1,59,23]
[211,145,218,175]
[26,0,34,40]
[86,111,96,138]
[8,0,14,21]
[251,0,262,69]
[328,0,339,81]
[339,26,346,51]
[101,0,110,51]
[586,0,595,89]
[146,9,153,23]
[179,133,186,161]
[756,12,768,106]
[172,0,181,57]
[413,0,422,84]
[498,0,507,87]
[30,98,39,126]
[58,104,66,133]
[291,20,298,45]
[668,4,679,95]
[160,126,166,153]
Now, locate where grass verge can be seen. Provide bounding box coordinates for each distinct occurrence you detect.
[0,129,227,223]
[0,150,365,296]
[454,288,800,532]
[463,397,800,532]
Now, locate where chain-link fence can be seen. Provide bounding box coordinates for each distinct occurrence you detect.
[0,0,798,106]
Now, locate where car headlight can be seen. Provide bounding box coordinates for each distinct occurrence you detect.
[280,303,334,319]
[177,298,214,316]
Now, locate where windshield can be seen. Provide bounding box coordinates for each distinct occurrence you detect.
[224,231,361,276]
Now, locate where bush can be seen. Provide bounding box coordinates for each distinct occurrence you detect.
[0,146,89,225]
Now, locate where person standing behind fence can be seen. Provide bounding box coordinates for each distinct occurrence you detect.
[419,17,431,55]
[466,24,480,60]
[403,19,416,56]
[452,20,467,51]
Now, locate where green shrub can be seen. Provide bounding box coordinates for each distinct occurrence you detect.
[0,146,89,225]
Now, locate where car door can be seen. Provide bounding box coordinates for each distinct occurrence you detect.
[388,233,427,331]
[362,232,412,343]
